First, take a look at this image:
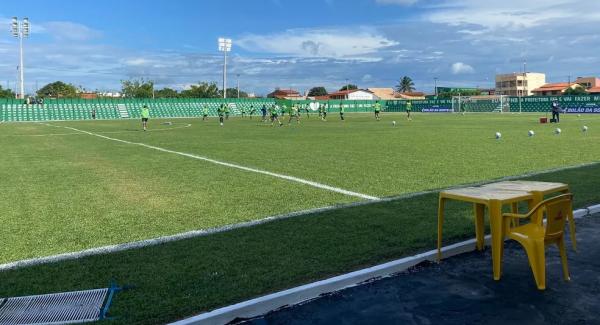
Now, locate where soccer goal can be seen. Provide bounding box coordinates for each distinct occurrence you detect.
[451,95,509,113]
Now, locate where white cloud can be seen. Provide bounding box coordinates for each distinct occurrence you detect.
[124,58,152,66]
[237,27,398,58]
[451,62,474,74]
[426,0,600,31]
[37,21,102,41]
[376,0,419,5]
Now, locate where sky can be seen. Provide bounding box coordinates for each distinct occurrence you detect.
[1,0,600,96]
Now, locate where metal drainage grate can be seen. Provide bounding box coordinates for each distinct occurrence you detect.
[0,288,112,325]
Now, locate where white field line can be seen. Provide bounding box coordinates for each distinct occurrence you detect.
[1,161,598,273]
[44,123,380,202]
[0,204,349,272]
[382,161,600,202]
[1,123,598,272]
[54,124,379,200]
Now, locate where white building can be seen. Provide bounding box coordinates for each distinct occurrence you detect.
[495,72,546,96]
[329,89,379,100]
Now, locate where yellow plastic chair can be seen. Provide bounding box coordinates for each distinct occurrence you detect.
[502,193,573,290]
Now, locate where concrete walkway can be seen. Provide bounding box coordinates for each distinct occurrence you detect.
[250,215,600,325]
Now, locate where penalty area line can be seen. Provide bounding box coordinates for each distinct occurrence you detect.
[43,123,380,201]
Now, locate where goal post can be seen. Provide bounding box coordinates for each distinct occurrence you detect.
[451,95,510,113]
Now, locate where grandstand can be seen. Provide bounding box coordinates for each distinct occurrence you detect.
[0,98,274,121]
[1,96,600,122]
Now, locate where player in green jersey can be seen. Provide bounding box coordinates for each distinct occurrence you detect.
[224,103,230,120]
[374,101,382,121]
[218,103,226,126]
[141,105,150,131]
[202,105,209,121]
[406,101,412,120]
[288,103,300,124]
[304,103,311,118]
[269,105,283,127]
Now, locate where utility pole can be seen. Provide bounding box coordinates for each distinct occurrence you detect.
[434,77,438,97]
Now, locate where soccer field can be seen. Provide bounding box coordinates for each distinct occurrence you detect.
[1,112,599,264]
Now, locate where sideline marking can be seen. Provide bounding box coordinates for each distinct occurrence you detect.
[1,123,598,272]
[1,161,598,272]
[44,123,380,201]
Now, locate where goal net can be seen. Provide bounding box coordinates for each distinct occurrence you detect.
[451,95,509,113]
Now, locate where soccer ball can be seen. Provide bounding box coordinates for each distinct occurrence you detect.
[583,126,589,132]
[495,132,502,139]
[578,114,582,117]
[555,128,562,135]
[392,121,396,126]
[528,130,535,137]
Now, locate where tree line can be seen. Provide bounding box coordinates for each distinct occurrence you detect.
[0,86,16,99]
[27,79,249,99]
[121,79,250,98]
[19,75,418,99]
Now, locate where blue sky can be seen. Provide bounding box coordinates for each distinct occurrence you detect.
[1,0,599,95]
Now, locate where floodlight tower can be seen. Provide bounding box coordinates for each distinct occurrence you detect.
[218,38,232,99]
[11,17,29,99]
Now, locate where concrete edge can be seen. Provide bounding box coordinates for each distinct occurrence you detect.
[573,208,589,219]
[171,207,596,325]
[587,204,600,215]
[169,238,487,325]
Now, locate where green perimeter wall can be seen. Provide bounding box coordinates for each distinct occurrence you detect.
[1,95,600,122]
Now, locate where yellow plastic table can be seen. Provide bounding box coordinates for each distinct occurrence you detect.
[437,187,533,280]
[481,181,575,250]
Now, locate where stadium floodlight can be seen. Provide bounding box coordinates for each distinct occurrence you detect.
[11,17,18,37]
[218,38,232,99]
[11,17,29,99]
[22,18,30,37]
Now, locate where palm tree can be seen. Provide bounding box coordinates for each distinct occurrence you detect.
[396,76,415,93]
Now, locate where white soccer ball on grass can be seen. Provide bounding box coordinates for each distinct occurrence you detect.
[495,132,502,139]
[392,121,396,126]
[583,126,588,132]
[528,130,535,137]
[555,128,562,135]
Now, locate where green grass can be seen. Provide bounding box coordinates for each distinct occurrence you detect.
[0,113,599,264]
[0,163,599,324]
[1,113,600,323]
